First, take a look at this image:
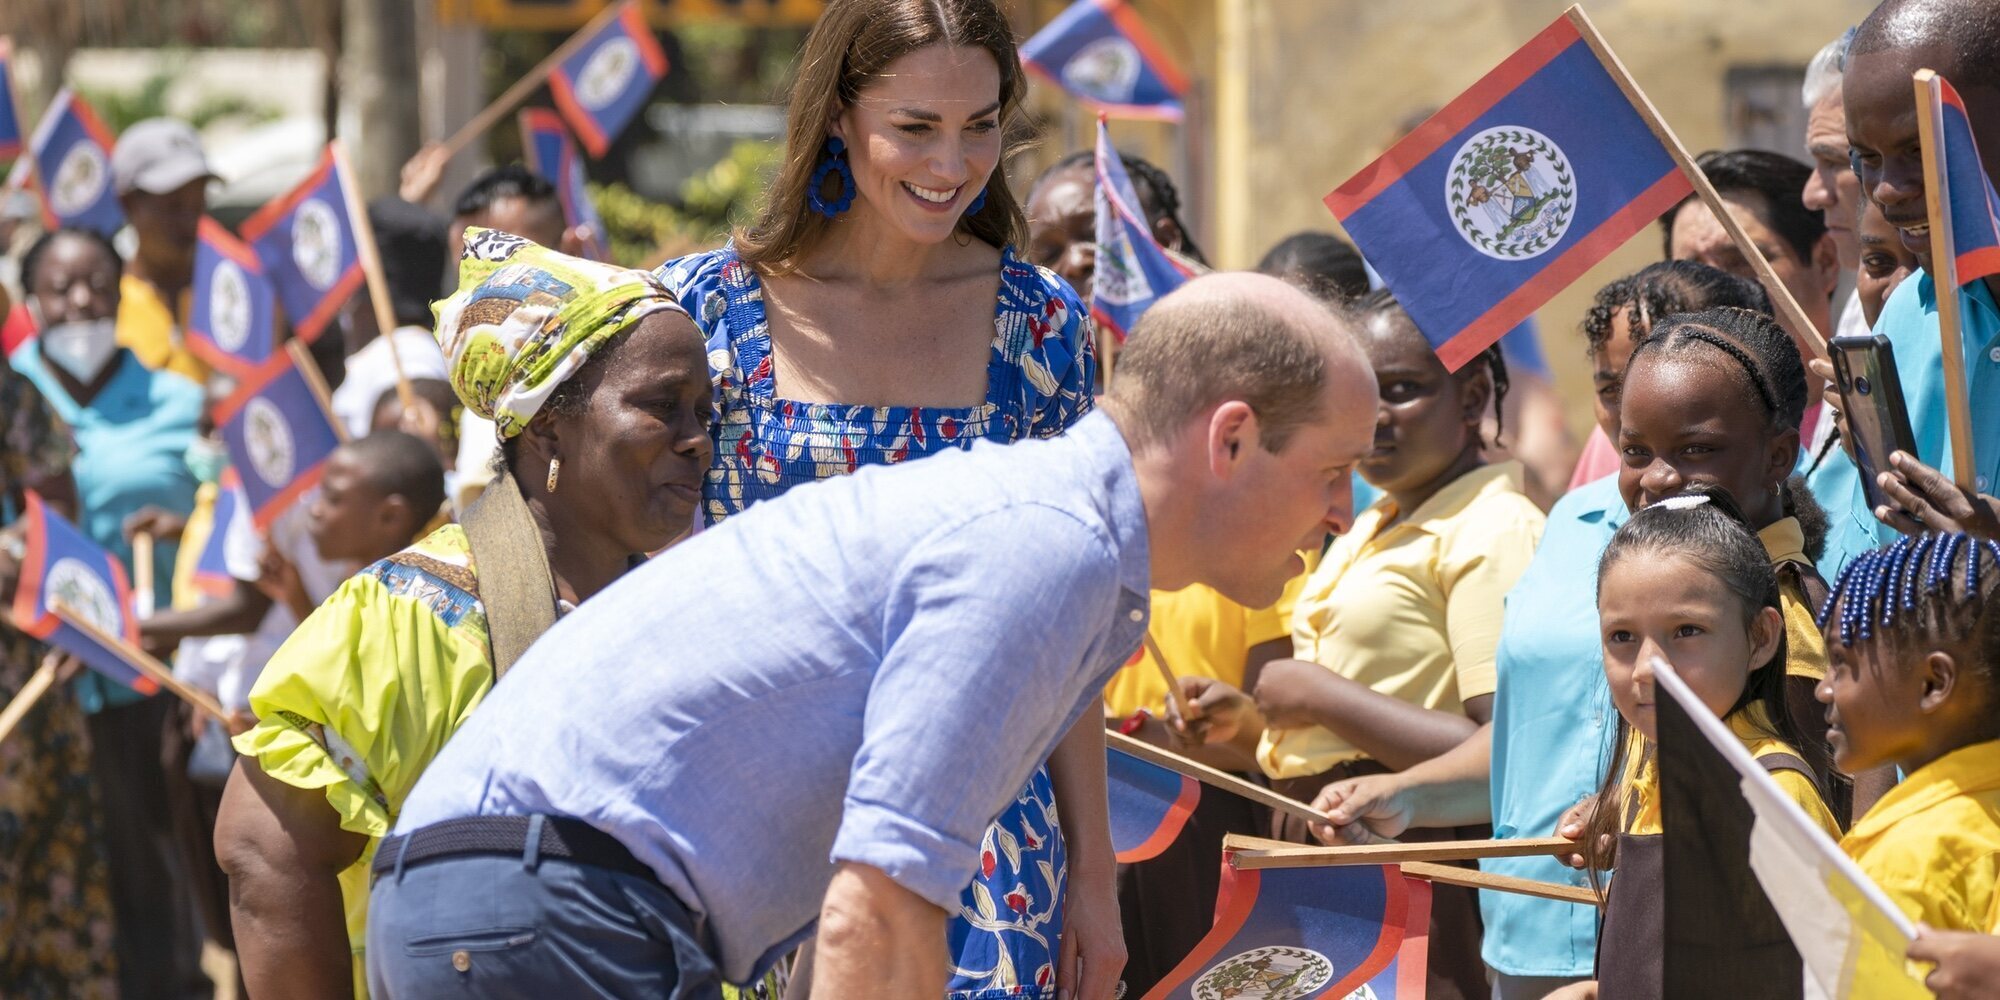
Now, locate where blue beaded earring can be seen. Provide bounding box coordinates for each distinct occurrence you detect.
[808,137,856,218]
[966,186,987,215]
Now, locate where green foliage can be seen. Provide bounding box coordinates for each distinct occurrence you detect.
[81,63,281,135]
[588,138,780,267]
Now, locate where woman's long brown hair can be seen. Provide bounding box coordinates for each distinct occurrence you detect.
[734,0,1030,273]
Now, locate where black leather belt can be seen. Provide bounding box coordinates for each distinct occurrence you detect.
[372,815,658,884]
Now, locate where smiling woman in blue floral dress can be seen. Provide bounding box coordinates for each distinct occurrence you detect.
[655,1,1111,997]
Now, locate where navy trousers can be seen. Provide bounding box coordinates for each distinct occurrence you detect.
[366,823,725,1000]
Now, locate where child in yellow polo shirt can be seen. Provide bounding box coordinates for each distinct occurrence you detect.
[1816,531,2000,935]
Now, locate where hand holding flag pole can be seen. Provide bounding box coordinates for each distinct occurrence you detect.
[1913,68,1981,492]
[1139,632,1195,727]
[1223,833,1601,906]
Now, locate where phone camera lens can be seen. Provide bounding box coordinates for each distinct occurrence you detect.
[1855,376,1872,396]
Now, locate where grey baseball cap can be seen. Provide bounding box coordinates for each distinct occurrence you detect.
[111,118,216,196]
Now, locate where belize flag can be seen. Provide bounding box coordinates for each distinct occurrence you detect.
[241,146,363,344]
[8,492,156,694]
[549,0,669,158]
[520,108,608,260]
[1021,0,1188,121]
[217,355,343,531]
[1144,861,1432,1000]
[191,469,247,599]
[1325,10,1691,372]
[1108,743,1200,863]
[1093,116,1192,342]
[1922,72,2000,285]
[0,38,22,160]
[27,88,124,236]
[188,218,278,378]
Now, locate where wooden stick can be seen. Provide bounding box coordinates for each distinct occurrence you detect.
[286,338,353,444]
[1140,632,1194,724]
[1107,729,1330,825]
[0,652,62,746]
[1565,5,1827,362]
[1224,834,1601,905]
[50,600,229,723]
[1913,69,1981,491]
[435,0,633,159]
[131,531,155,619]
[328,139,416,417]
[1221,832,1576,868]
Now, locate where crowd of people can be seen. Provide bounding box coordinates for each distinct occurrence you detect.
[0,0,1998,997]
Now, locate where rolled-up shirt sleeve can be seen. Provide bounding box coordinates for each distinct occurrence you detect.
[831,503,1121,909]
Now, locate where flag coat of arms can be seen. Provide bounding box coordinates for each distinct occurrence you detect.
[241,147,363,344]
[520,108,608,260]
[8,492,156,694]
[0,38,23,161]
[1093,117,1192,342]
[1145,861,1431,1000]
[189,218,278,377]
[1325,12,1691,372]
[217,356,343,531]
[191,468,247,599]
[1108,743,1200,863]
[1924,73,2000,285]
[27,88,125,236]
[550,1,669,158]
[1653,660,1928,998]
[1021,0,1188,121]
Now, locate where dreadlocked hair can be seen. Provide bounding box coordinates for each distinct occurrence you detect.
[1627,306,1826,560]
[1579,260,1770,361]
[1032,149,1207,266]
[1351,289,1509,444]
[1818,534,2000,684]
[1580,484,1830,873]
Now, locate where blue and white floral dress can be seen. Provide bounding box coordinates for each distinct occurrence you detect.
[658,245,1097,999]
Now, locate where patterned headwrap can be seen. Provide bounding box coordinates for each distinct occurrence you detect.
[433,228,687,440]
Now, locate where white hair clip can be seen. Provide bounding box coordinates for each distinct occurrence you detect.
[1652,493,1713,511]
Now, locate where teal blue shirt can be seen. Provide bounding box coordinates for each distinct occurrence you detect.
[11,344,201,712]
[1485,472,1625,976]
[1809,274,2000,583]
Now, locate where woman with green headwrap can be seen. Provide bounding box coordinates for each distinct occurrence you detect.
[213,231,716,1000]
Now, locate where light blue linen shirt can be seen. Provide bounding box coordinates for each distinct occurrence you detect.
[1485,471,1626,976]
[393,409,1151,984]
[1809,273,2000,583]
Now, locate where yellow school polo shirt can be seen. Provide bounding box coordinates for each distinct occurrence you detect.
[1259,462,1544,778]
[1100,565,1312,719]
[1617,704,1839,838]
[118,273,211,385]
[1759,517,1827,682]
[1843,739,2000,933]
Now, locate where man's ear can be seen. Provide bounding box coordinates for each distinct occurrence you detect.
[1207,400,1256,478]
[1810,231,1841,297]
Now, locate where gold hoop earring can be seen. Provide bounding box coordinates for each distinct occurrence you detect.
[546,457,561,493]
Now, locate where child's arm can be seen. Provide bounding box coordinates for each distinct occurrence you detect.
[140,580,274,654]
[1309,722,1495,843]
[1252,657,1488,772]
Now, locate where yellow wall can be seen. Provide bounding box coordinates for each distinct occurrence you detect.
[1019,0,1875,434]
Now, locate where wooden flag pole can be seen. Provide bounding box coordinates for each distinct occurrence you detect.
[286,338,354,444]
[1109,728,1334,826]
[1225,833,1602,906]
[49,600,230,723]
[131,531,155,619]
[1565,5,1828,362]
[1140,632,1195,724]
[1220,831,1577,868]
[1913,68,1981,492]
[0,652,62,746]
[436,0,634,159]
[328,139,417,417]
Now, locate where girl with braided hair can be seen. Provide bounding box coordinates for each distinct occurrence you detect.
[1024,148,1207,303]
[1818,532,2000,935]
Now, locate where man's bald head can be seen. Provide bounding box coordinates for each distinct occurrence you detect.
[1851,0,2000,93]
[1104,271,1370,453]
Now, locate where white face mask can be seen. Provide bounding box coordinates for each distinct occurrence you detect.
[39,317,120,383]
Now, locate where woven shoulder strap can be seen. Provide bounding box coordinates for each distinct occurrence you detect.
[461,471,559,680]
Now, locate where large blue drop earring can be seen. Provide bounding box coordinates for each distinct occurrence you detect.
[966,186,987,215]
[808,137,856,218]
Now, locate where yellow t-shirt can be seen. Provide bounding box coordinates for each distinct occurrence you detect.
[117,273,211,385]
[1758,517,1827,682]
[1258,462,1544,778]
[1100,567,1310,719]
[1616,704,1839,838]
[1842,739,2000,933]
[171,481,219,611]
